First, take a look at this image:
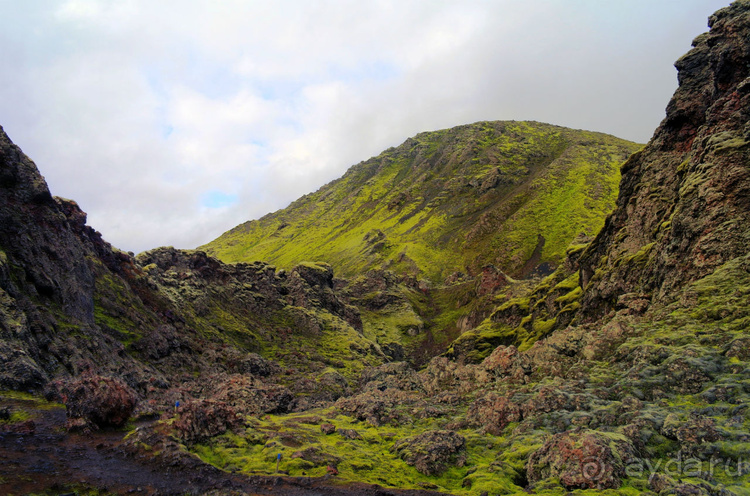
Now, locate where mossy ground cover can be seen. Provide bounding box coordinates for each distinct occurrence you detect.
[0,390,62,410]
[254,307,384,382]
[445,252,586,361]
[92,264,151,347]
[578,255,750,492]
[190,406,538,495]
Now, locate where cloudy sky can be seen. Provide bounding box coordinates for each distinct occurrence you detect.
[0,0,729,253]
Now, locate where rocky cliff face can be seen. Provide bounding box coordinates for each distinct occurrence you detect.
[452,1,750,362]
[579,1,750,320]
[0,125,384,399]
[0,126,130,388]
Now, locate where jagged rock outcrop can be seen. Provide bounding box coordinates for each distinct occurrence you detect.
[579,1,750,320]
[0,125,147,387]
[0,125,384,403]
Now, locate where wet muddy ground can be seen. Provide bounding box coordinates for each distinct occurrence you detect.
[0,398,448,496]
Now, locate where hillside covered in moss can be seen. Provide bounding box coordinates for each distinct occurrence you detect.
[203,121,641,282]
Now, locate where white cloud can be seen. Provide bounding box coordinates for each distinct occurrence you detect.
[0,0,731,253]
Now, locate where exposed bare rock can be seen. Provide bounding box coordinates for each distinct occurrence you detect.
[476,265,510,296]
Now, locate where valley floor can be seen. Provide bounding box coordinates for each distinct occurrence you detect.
[0,394,452,496]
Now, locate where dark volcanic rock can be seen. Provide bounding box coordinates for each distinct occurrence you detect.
[287,262,363,332]
[0,343,46,390]
[0,128,95,324]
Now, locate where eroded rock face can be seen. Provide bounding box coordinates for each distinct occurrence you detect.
[0,131,95,324]
[0,127,100,385]
[0,343,46,390]
[476,265,510,296]
[579,1,750,319]
[287,262,363,332]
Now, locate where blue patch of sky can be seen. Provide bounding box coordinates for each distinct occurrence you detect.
[201,190,239,209]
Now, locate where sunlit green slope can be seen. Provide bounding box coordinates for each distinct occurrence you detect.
[203,121,641,282]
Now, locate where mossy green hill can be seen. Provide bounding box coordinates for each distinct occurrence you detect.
[202,121,641,282]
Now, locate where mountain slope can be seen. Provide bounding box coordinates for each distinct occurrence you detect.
[203,121,641,282]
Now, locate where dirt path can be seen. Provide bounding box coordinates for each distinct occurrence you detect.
[0,398,450,496]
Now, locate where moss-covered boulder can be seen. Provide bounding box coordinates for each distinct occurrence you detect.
[467,392,522,435]
[172,399,241,445]
[0,343,46,390]
[526,428,637,490]
[481,345,531,383]
[55,375,137,430]
[359,361,424,393]
[391,430,466,475]
[212,375,294,416]
[231,352,280,377]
